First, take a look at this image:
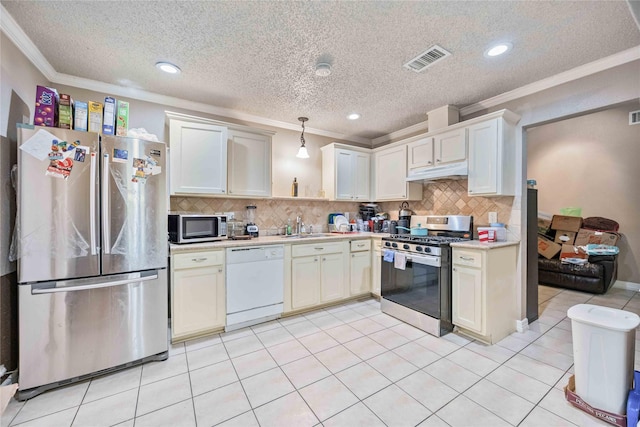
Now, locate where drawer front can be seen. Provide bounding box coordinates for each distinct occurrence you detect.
[453,250,482,268]
[350,240,371,252]
[292,242,343,258]
[173,251,224,269]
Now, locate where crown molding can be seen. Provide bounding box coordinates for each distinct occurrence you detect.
[1,4,371,146]
[460,45,640,117]
[0,3,56,80]
[371,120,429,147]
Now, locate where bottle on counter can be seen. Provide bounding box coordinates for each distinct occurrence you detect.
[292,178,298,197]
[286,219,292,235]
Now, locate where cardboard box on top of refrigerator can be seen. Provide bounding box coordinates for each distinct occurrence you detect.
[88,101,103,133]
[551,215,583,232]
[116,100,129,136]
[58,94,73,129]
[574,228,620,246]
[74,101,88,131]
[34,85,59,127]
[102,97,116,135]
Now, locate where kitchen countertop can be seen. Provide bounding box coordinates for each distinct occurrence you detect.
[450,240,520,250]
[169,232,387,254]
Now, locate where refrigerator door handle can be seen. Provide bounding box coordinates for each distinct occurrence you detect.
[31,273,159,294]
[102,154,110,254]
[90,152,98,255]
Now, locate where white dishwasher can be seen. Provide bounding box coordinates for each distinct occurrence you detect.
[225,245,285,331]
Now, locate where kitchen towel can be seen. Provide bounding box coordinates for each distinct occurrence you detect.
[394,252,406,270]
[383,249,394,263]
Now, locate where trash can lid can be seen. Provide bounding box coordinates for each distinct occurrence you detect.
[567,304,640,332]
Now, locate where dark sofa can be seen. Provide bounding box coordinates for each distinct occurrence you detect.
[538,254,618,294]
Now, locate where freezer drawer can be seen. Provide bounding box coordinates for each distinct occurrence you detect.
[18,270,168,396]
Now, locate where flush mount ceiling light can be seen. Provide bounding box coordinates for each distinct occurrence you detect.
[155,61,181,74]
[296,117,310,159]
[484,43,513,58]
[347,113,361,120]
[315,62,332,77]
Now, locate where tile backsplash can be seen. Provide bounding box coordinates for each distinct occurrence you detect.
[171,179,517,237]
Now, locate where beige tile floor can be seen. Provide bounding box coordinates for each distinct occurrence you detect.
[2,285,639,427]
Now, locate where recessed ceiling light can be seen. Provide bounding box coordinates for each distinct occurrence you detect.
[155,62,181,74]
[484,43,512,57]
[347,113,361,120]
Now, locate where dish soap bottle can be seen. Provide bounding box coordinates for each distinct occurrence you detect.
[291,177,298,197]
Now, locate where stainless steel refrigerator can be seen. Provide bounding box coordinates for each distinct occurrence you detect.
[15,124,168,400]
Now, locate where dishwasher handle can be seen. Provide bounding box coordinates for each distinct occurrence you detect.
[31,272,158,294]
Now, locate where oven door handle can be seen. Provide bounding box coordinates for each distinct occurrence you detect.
[385,251,441,268]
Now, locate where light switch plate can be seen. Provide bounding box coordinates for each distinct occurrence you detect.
[488,212,498,224]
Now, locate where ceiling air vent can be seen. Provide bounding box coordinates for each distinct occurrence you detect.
[630,110,640,125]
[403,45,451,73]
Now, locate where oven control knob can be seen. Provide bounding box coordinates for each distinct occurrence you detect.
[384,242,391,247]
[391,243,398,248]
[423,247,431,253]
[403,244,410,250]
[416,246,423,252]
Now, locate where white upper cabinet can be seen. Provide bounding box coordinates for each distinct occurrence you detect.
[434,128,467,165]
[408,129,467,175]
[321,143,371,201]
[374,145,422,201]
[467,115,517,197]
[228,128,273,197]
[169,119,228,195]
[407,137,434,172]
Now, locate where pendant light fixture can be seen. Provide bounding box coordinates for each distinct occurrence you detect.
[296,117,310,158]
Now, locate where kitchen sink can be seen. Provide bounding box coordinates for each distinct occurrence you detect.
[281,233,335,239]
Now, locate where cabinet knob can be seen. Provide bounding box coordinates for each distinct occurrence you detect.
[436,159,441,163]
[453,267,457,271]
[218,268,223,273]
[314,258,318,262]
[322,257,326,261]
[351,254,355,257]
[428,161,432,164]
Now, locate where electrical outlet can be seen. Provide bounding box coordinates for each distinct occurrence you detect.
[488,212,498,224]
[224,211,235,220]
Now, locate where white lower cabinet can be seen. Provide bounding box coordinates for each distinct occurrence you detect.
[451,244,517,344]
[171,250,225,342]
[290,241,348,311]
[349,240,371,296]
[371,239,382,296]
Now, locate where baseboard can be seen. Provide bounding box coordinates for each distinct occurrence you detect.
[516,318,529,333]
[613,280,640,292]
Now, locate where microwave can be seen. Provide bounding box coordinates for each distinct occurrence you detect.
[168,214,227,243]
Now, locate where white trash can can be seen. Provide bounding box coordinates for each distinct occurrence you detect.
[567,304,640,415]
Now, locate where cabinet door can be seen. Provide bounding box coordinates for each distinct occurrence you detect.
[375,145,409,200]
[228,130,271,197]
[452,265,483,333]
[434,128,467,165]
[335,149,354,200]
[408,137,434,172]
[169,119,227,195]
[172,265,225,339]
[320,252,346,303]
[467,119,499,195]
[350,250,371,295]
[372,240,382,296]
[291,256,321,310]
[353,152,371,200]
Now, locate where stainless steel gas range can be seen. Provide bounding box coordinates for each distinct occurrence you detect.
[380,215,473,337]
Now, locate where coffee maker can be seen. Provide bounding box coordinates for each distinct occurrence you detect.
[244,205,259,237]
[358,203,379,221]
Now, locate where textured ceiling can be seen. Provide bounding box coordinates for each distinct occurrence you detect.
[2,1,639,141]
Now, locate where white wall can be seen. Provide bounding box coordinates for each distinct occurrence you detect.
[464,59,640,319]
[0,33,48,276]
[527,103,640,284]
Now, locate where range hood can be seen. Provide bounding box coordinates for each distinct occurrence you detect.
[406,161,468,182]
